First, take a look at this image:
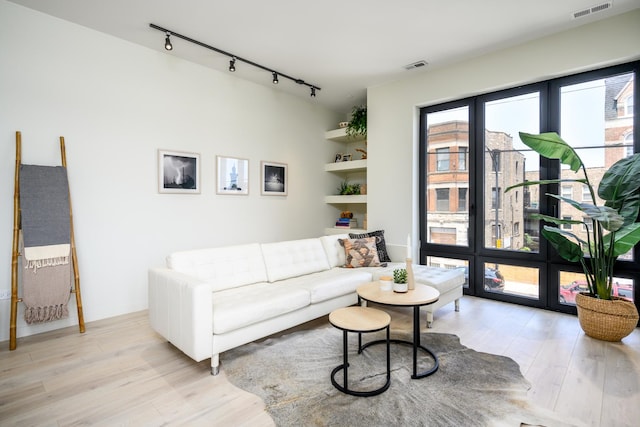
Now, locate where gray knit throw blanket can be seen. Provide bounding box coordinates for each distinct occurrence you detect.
[19,165,72,324]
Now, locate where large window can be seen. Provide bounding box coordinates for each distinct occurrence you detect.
[420,61,638,314]
[423,107,470,248]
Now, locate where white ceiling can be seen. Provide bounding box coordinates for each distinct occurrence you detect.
[8,0,640,115]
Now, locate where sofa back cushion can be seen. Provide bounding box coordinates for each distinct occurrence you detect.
[319,233,349,267]
[166,243,267,292]
[261,238,331,282]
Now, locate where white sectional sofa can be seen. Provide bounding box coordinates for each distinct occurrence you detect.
[148,234,464,375]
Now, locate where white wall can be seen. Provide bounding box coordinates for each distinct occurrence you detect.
[0,1,340,342]
[367,9,640,255]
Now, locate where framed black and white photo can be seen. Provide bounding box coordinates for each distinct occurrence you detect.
[334,153,343,162]
[216,155,249,195]
[158,149,200,194]
[342,154,352,162]
[261,161,287,196]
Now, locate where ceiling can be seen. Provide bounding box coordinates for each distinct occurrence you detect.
[8,0,640,115]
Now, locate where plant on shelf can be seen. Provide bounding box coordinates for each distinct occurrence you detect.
[346,105,367,138]
[337,180,361,195]
[393,268,407,284]
[506,132,640,341]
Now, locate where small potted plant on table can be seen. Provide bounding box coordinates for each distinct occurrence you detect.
[393,268,408,293]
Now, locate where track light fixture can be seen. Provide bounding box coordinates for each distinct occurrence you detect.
[150,23,321,97]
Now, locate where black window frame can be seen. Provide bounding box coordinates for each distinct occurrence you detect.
[419,61,639,315]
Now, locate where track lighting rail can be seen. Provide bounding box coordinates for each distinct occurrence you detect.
[150,23,320,96]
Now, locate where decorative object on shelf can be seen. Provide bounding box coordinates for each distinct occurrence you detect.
[360,184,367,195]
[346,105,367,138]
[341,154,352,162]
[158,149,200,194]
[216,155,249,195]
[335,218,358,228]
[379,275,393,291]
[506,132,640,341]
[337,181,361,195]
[339,121,349,128]
[393,268,408,293]
[261,161,288,196]
[334,153,343,162]
[355,142,368,159]
[340,211,353,219]
[150,24,321,98]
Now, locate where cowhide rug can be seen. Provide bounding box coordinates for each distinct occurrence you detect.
[223,325,584,426]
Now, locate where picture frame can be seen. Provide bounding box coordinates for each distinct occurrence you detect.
[216,155,249,195]
[261,161,288,196]
[158,149,200,194]
[334,153,343,162]
[342,154,352,162]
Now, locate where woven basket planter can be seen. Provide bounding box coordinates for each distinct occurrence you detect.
[575,293,639,342]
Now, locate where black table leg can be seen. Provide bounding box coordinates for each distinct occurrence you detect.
[411,305,439,379]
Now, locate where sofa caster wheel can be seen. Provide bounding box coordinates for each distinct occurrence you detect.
[211,366,220,376]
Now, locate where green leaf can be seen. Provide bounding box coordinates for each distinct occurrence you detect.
[530,213,583,226]
[505,178,587,193]
[609,193,640,226]
[604,223,640,257]
[546,194,585,212]
[599,153,640,201]
[541,227,584,262]
[519,132,583,172]
[581,205,625,232]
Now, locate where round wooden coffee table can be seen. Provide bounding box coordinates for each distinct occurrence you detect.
[357,282,440,379]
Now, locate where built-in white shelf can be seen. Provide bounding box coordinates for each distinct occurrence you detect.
[324,227,367,235]
[325,128,366,144]
[325,195,367,204]
[324,127,367,231]
[324,159,367,173]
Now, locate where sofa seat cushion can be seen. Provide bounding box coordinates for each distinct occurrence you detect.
[369,264,464,294]
[166,243,267,292]
[279,268,373,304]
[212,282,310,334]
[261,239,331,282]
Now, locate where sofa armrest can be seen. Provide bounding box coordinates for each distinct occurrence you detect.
[148,268,213,362]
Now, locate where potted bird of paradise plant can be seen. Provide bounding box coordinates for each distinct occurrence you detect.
[506,132,640,341]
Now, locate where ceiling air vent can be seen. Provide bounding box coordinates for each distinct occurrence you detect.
[571,2,613,19]
[404,60,428,71]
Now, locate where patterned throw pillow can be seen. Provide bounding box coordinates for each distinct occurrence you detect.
[349,230,392,263]
[340,237,381,268]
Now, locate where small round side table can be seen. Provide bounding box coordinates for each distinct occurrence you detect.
[329,306,391,397]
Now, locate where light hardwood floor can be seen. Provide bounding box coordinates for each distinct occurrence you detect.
[1,296,639,426]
